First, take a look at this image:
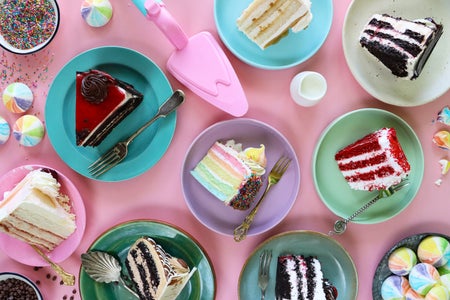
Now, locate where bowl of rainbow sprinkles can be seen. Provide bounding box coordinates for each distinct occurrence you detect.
[0,0,60,55]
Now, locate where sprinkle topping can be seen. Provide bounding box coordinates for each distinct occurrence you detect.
[0,0,56,50]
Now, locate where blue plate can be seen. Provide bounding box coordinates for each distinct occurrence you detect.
[214,0,333,70]
[239,230,358,299]
[45,46,175,182]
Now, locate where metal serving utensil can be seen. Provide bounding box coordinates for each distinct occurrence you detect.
[234,156,291,242]
[328,179,410,236]
[258,249,272,300]
[81,251,139,298]
[31,245,75,286]
[88,89,185,177]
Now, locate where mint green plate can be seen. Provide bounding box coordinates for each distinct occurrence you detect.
[45,46,175,182]
[239,230,358,300]
[313,108,424,224]
[79,220,215,300]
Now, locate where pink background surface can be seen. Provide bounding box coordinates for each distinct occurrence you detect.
[0,0,449,299]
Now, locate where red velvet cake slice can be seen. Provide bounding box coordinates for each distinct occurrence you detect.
[335,127,410,191]
[75,69,143,147]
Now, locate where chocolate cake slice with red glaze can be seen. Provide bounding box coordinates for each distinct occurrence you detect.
[75,69,143,147]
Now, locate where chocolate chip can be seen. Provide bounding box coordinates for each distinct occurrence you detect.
[0,278,38,300]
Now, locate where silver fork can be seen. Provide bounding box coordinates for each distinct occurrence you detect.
[234,156,291,242]
[328,179,410,236]
[258,249,272,300]
[88,90,185,177]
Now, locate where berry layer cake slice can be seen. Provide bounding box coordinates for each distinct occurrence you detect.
[335,127,410,191]
[75,69,143,147]
[359,14,443,80]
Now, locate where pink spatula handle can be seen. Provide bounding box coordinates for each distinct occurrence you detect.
[144,0,188,50]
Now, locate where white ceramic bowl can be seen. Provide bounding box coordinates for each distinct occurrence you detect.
[0,272,43,300]
[0,0,60,55]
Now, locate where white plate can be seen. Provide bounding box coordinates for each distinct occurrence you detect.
[343,0,450,106]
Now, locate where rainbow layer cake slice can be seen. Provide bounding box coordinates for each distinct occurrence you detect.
[191,140,267,210]
[0,168,76,251]
[335,127,410,191]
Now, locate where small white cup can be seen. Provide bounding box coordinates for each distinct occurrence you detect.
[290,71,327,107]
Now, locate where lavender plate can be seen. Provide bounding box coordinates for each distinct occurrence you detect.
[181,118,300,237]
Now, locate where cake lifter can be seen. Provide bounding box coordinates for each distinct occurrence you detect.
[133,0,248,117]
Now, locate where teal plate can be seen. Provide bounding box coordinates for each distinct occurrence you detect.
[313,108,424,224]
[79,220,216,300]
[45,46,175,182]
[239,230,358,299]
[214,0,333,69]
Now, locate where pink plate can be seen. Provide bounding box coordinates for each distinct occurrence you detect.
[0,165,86,266]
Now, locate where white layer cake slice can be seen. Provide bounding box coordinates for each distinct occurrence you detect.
[0,169,76,251]
[237,0,313,49]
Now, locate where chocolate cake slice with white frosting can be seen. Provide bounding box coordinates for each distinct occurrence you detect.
[359,14,443,80]
[125,237,196,300]
[275,255,338,300]
[75,69,143,146]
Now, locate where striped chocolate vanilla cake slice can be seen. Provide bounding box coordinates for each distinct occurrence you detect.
[0,169,76,251]
[359,14,443,80]
[335,128,410,191]
[237,0,313,49]
[125,237,196,300]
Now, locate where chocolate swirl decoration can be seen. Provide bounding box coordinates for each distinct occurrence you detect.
[81,73,110,104]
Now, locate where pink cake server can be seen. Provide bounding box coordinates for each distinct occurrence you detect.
[132,0,248,117]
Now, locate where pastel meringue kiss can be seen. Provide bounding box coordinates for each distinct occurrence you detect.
[2,82,33,113]
[13,115,45,147]
[81,0,113,27]
[437,106,450,126]
[388,247,418,276]
[0,116,10,144]
[433,131,450,150]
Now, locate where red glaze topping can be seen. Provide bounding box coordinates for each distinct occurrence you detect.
[75,70,126,134]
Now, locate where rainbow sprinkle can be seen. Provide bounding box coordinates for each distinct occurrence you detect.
[0,0,56,50]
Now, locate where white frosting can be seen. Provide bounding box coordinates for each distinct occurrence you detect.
[285,258,300,299]
[311,258,327,299]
